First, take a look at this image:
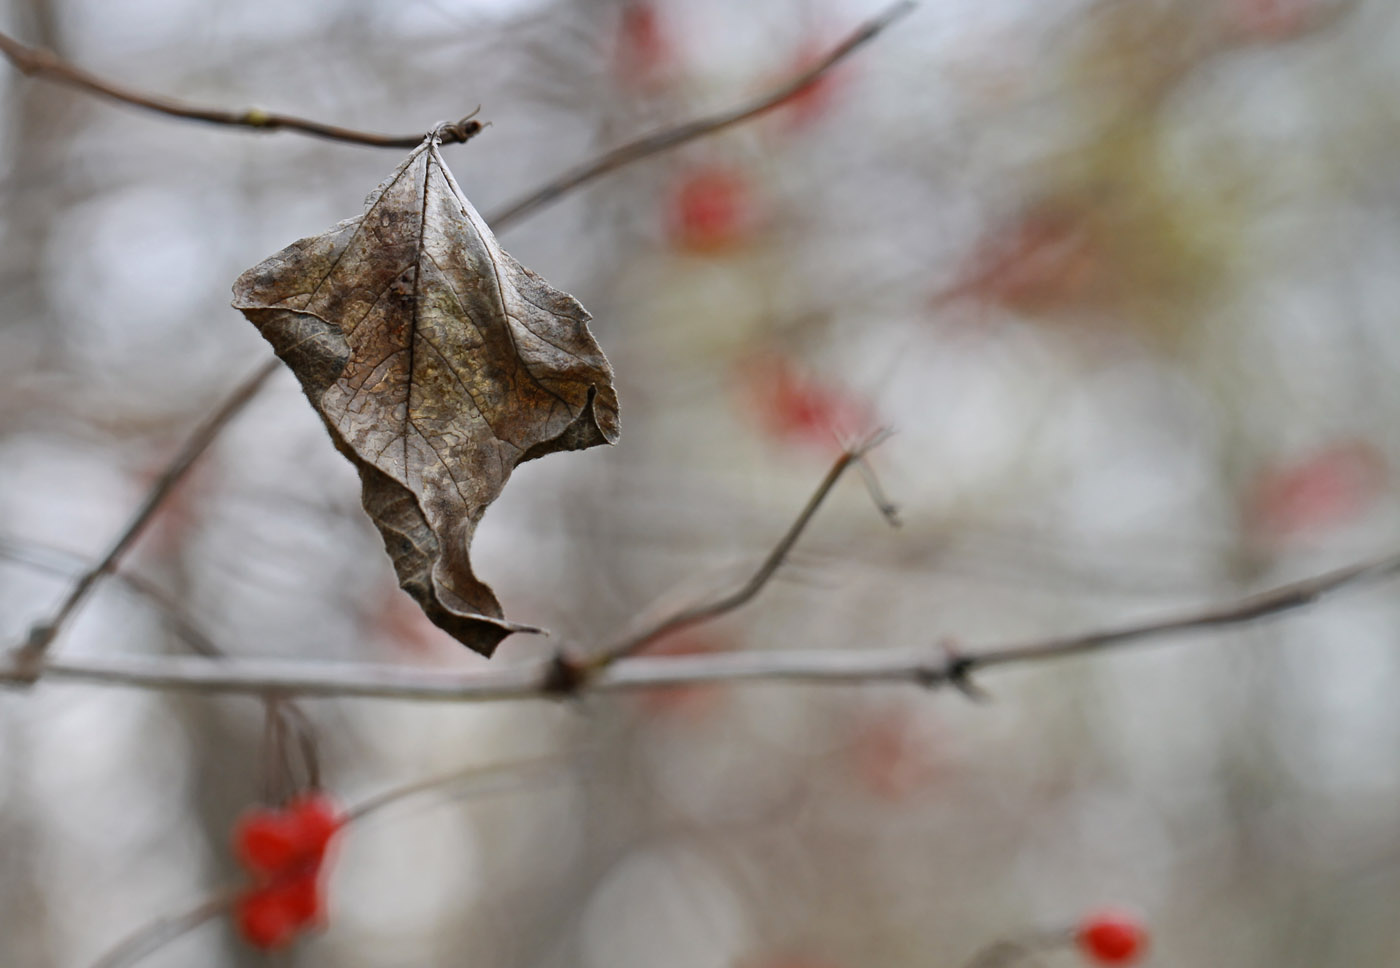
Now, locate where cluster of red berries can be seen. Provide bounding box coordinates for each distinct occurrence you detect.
[231,792,342,950]
[1075,909,1148,965]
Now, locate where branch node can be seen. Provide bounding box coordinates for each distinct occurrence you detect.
[483,0,915,227]
[912,663,944,690]
[435,110,487,146]
[941,639,990,702]
[846,426,900,527]
[3,625,53,686]
[541,650,589,697]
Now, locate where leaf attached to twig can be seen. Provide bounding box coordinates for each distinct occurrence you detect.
[233,132,620,656]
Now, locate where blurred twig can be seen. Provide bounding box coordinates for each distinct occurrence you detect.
[0,0,910,172]
[485,0,917,228]
[0,533,223,656]
[959,940,1050,968]
[0,31,485,148]
[19,550,1400,702]
[958,926,1069,968]
[87,755,575,968]
[88,890,240,968]
[262,696,321,801]
[343,751,578,823]
[11,359,279,674]
[967,552,1400,673]
[0,528,325,793]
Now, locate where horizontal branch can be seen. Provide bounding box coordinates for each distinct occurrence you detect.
[0,31,484,148]
[17,550,1400,703]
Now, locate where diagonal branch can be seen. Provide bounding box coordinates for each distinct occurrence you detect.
[485,0,917,228]
[576,429,897,672]
[0,533,224,657]
[0,30,485,148]
[88,890,239,968]
[16,549,1400,703]
[12,359,280,674]
[966,552,1400,674]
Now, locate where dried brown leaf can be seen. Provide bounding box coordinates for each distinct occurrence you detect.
[233,134,619,656]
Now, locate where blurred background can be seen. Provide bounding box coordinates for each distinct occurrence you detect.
[3,0,1400,965]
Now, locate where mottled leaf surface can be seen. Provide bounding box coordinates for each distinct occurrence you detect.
[233,135,619,656]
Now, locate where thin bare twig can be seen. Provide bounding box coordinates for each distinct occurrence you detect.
[485,0,917,228]
[959,930,1068,968]
[960,941,1050,968]
[1,530,325,787]
[0,31,485,148]
[343,752,579,823]
[0,533,224,656]
[88,890,240,968]
[967,552,1400,673]
[13,359,280,674]
[87,754,574,968]
[19,549,1400,703]
[578,429,896,670]
[851,442,901,526]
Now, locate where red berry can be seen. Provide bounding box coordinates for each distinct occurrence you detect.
[1229,0,1316,42]
[235,886,300,950]
[269,868,324,927]
[230,793,342,948]
[736,354,873,451]
[950,207,1101,314]
[772,43,847,130]
[634,630,727,719]
[288,792,342,860]
[848,709,941,801]
[1249,441,1386,537]
[614,2,674,88]
[1076,909,1148,965]
[374,580,457,654]
[233,794,342,875]
[667,167,754,253]
[233,809,301,874]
